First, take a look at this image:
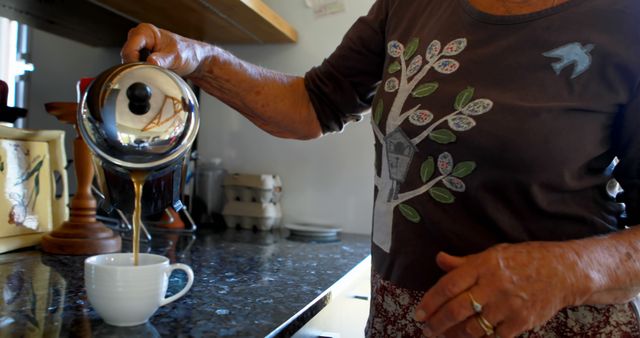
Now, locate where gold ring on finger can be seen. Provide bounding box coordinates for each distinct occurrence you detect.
[467,292,483,314]
[475,314,495,336]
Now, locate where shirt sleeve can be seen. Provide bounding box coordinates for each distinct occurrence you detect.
[304,0,388,133]
[612,85,640,225]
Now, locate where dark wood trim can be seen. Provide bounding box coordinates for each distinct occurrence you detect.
[0,0,136,47]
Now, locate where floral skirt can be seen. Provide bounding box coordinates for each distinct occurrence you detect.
[365,272,640,338]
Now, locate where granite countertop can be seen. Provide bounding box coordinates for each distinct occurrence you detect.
[0,227,371,337]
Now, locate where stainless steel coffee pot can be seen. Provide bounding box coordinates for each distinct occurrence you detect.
[77,62,199,216]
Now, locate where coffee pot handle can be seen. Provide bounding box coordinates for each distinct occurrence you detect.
[139,48,151,62]
[160,263,194,306]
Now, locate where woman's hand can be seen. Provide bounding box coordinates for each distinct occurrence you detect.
[121,24,321,140]
[413,242,597,338]
[121,23,213,77]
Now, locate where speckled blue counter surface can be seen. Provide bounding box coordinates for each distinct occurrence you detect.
[0,227,371,337]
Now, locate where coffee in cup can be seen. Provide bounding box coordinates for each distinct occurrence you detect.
[84,253,194,326]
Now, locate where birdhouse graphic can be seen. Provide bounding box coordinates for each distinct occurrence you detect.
[384,128,417,183]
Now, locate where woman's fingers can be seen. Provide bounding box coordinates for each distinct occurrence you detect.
[427,287,507,337]
[121,34,147,63]
[415,242,590,337]
[146,51,177,69]
[425,289,482,335]
[436,251,466,272]
[444,311,502,338]
[414,261,478,322]
[121,23,209,77]
[121,23,160,63]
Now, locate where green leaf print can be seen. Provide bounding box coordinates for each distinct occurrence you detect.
[398,203,421,223]
[411,82,439,98]
[429,187,455,203]
[452,161,476,178]
[420,157,435,183]
[16,159,44,185]
[388,61,401,74]
[373,99,384,125]
[403,38,419,60]
[35,173,40,197]
[428,129,456,144]
[454,87,475,110]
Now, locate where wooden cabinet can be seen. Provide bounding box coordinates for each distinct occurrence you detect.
[0,0,297,46]
[0,0,135,47]
[94,0,298,44]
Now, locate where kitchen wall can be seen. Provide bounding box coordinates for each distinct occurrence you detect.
[197,0,376,234]
[24,0,377,234]
[27,28,121,191]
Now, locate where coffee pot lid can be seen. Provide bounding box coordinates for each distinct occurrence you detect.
[78,63,199,170]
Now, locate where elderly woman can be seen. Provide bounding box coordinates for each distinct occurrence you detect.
[122,0,640,336]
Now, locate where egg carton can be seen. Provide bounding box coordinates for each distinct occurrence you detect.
[223,173,282,204]
[222,201,282,231]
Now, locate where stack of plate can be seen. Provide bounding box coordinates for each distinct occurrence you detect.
[284,223,342,242]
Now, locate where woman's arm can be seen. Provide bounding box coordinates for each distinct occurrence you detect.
[570,225,640,304]
[121,23,322,140]
[413,226,640,338]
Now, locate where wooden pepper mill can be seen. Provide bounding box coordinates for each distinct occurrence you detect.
[40,81,121,255]
[0,80,27,125]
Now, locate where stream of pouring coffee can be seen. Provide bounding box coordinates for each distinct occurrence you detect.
[131,171,148,266]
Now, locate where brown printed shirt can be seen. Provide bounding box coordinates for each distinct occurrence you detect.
[305,0,640,335]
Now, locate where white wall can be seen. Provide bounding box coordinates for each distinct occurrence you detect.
[27,28,121,192]
[197,0,376,234]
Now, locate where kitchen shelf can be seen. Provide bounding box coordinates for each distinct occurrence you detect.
[0,0,297,46]
[93,0,298,44]
[0,0,136,47]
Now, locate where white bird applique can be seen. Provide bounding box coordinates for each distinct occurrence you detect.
[542,42,595,79]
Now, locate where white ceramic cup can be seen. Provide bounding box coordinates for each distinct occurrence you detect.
[85,253,194,327]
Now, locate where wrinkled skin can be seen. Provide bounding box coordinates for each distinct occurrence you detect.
[121,23,322,140]
[121,23,211,77]
[413,237,640,338]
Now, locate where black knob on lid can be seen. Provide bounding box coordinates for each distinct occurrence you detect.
[126,82,152,115]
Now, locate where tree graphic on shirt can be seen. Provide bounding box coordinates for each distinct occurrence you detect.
[372,37,493,253]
